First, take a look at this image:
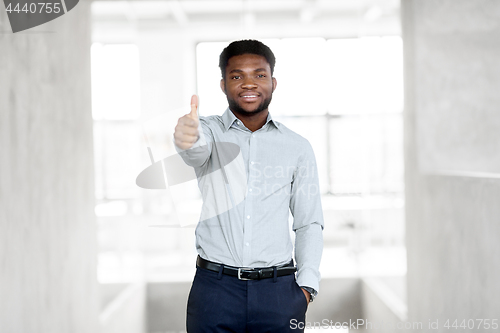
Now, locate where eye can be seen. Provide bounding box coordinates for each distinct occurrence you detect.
[257,74,266,78]
[231,75,241,80]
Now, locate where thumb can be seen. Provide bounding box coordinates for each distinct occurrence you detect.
[189,94,199,119]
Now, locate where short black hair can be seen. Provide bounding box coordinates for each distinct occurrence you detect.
[219,39,276,78]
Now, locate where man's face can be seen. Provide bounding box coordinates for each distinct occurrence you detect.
[221,54,277,116]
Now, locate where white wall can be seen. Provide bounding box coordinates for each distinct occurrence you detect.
[403,1,500,332]
[0,3,100,333]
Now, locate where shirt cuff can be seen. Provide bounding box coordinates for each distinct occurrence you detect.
[300,286,317,296]
[296,266,321,293]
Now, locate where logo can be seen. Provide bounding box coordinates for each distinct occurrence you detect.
[136,142,247,226]
[3,0,79,33]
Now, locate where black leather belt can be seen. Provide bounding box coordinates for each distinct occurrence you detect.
[196,255,297,280]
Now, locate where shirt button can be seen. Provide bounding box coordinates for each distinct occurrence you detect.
[251,161,255,165]
[246,215,250,219]
[245,242,249,247]
[249,188,252,192]
[252,134,256,138]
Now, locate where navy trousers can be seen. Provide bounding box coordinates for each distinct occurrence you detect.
[186,266,308,332]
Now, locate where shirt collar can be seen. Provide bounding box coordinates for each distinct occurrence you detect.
[222,108,282,133]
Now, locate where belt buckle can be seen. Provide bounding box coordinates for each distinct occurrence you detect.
[237,267,254,280]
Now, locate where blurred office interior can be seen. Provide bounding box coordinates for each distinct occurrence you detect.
[1,1,499,332]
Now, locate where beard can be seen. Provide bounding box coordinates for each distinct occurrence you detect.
[226,94,273,117]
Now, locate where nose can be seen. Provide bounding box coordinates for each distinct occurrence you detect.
[241,76,257,89]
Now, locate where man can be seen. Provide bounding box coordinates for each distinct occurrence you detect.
[173,39,324,332]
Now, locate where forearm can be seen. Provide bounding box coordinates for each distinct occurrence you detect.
[175,143,211,167]
[294,222,323,292]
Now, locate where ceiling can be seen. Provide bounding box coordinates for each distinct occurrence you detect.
[91,0,400,26]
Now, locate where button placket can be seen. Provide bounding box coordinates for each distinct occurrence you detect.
[242,131,256,262]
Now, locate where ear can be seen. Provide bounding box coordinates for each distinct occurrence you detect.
[220,79,226,95]
[272,77,277,92]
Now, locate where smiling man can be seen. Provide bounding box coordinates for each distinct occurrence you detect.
[174,39,324,333]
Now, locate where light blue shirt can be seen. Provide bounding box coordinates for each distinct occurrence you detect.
[174,108,324,292]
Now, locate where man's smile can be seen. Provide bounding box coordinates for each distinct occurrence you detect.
[239,92,260,102]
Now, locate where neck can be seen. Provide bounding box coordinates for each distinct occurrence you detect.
[232,109,269,132]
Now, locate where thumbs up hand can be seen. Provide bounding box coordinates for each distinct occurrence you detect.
[188,94,199,120]
[174,95,200,150]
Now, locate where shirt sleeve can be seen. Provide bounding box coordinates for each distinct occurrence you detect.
[173,116,213,168]
[290,139,324,293]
